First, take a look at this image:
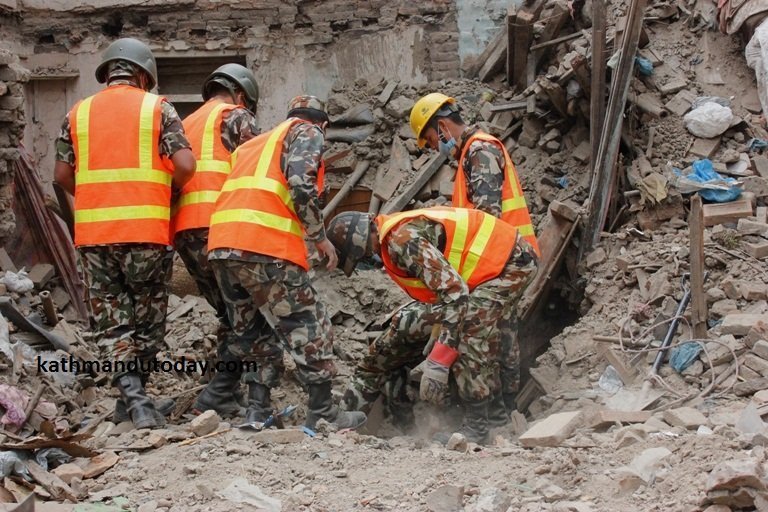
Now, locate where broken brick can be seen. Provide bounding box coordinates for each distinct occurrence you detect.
[519,411,582,448]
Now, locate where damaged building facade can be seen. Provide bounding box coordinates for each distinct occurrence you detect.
[0,0,515,200]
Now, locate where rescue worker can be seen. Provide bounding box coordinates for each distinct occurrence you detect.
[206,95,367,430]
[327,207,538,443]
[408,93,540,423]
[170,63,270,418]
[53,38,196,429]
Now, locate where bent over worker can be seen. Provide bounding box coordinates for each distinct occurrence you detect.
[54,38,196,430]
[327,207,538,444]
[410,93,540,423]
[170,63,272,418]
[206,95,366,430]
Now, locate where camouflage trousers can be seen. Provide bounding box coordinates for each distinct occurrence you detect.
[78,244,173,382]
[342,239,538,412]
[174,229,236,355]
[211,258,336,387]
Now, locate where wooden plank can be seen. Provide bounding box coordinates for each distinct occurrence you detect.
[520,208,580,321]
[322,161,371,217]
[582,0,647,253]
[689,195,707,339]
[570,53,591,96]
[381,153,447,214]
[590,0,607,169]
[509,2,544,91]
[490,101,527,112]
[531,3,571,71]
[702,197,754,226]
[373,137,410,202]
[475,26,508,82]
[598,345,638,385]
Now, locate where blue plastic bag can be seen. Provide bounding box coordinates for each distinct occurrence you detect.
[685,159,742,203]
[635,56,654,76]
[670,342,703,373]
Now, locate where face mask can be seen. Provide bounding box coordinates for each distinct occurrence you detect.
[437,125,456,158]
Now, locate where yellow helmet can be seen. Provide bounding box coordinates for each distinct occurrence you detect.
[409,93,457,148]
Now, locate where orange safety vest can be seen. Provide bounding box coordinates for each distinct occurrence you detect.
[172,99,238,235]
[208,118,326,270]
[70,85,173,247]
[375,207,518,303]
[453,130,540,255]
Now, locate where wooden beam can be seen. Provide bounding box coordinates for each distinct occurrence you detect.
[589,0,607,170]
[531,4,571,72]
[508,0,545,91]
[381,154,447,214]
[583,0,647,254]
[373,137,410,202]
[689,195,707,339]
[530,30,582,52]
[475,26,508,82]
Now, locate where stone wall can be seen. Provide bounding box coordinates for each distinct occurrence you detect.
[0,6,27,244]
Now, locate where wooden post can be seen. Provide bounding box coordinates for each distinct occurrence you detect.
[590,0,607,170]
[322,161,370,218]
[582,0,647,255]
[690,195,708,339]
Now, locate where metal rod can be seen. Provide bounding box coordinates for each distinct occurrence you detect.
[39,290,58,326]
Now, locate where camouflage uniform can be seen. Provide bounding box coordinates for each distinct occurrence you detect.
[341,217,538,414]
[55,71,191,381]
[457,125,525,399]
[209,121,334,386]
[173,105,261,357]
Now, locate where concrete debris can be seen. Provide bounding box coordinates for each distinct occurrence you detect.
[188,410,221,437]
[426,484,464,512]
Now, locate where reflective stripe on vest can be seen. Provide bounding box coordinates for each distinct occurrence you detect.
[375,207,518,303]
[71,85,171,247]
[453,131,540,255]
[207,118,324,269]
[173,100,238,235]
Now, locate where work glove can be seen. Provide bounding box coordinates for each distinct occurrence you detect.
[419,342,459,405]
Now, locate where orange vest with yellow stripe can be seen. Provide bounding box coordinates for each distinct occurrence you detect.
[173,99,238,235]
[375,207,518,303]
[453,130,540,255]
[70,85,173,247]
[207,118,325,270]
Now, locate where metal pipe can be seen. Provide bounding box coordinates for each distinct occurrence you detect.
[39,290,58,326]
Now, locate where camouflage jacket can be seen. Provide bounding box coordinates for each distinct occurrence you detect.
[383,217,468,350]
[220,106,260,153]
[456,125,505,219]
[55,82,191,165]
[209,121,326,263]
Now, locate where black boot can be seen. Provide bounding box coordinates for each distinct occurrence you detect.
[306,382,366,430]
[193,366,245,418]
[503,391,518,413]
[114,373,165,429]
[244,382,272,424]
[114,372,175,423]
[434,399,490,445]
[487,392,510,428]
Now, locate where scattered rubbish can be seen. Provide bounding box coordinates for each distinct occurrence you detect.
[1,270,33,293]
[635,56,654,75]
[598,365,624,394]
[673,159,742,202]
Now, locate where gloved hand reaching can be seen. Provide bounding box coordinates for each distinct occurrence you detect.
[419,342,459,405]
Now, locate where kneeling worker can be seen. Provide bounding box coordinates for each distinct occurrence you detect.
[327,207,538,443]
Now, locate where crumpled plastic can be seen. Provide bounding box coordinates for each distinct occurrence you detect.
[0,450,32,480]
[670,342,703,373]
[747,138,768,152]
[635,56,654,76]
[671,159,742,202]
[683,102,734,138]
[0,270,34,294]
[35,447,72,470]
